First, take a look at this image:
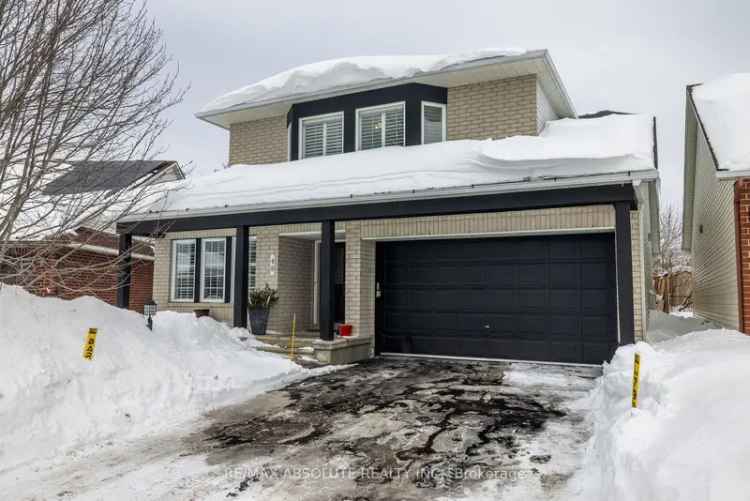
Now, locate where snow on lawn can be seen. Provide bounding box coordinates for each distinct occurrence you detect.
[199,48,525,114]
[692,73,750,172]
[0,285,304,470]
[143,114,655,217]
[567,328,750,501]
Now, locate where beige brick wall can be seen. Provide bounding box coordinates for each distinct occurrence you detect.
[228,115,288,165]
[153,206,646,342]
[447,74,538,140]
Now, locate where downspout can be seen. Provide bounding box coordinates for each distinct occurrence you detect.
[734,180,746,333]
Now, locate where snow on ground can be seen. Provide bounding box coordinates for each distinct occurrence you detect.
[645,309,715,343]
[692,73,750,171]
[138,114,655,218]
[0,285,306,471]
[199,48,526,114]
[566,325,750,501]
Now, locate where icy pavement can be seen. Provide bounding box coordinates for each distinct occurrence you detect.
[1,358,599,500]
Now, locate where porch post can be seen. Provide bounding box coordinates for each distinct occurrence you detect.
[233,225,249,328]
[614,202,635,345]
[116,233,132,309]
[319,220,336,341]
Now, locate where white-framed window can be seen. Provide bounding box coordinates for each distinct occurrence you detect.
[299,112,344,159]
[421,101,446,144]
[171,239,196,302]
[200,238,227,302]
[355,101,405,151]
[249,236,257,291]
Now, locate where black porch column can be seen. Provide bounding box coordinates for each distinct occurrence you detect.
[319,220,336,341]
[614,202,635,345]
[233,225,249,328]
[116,233,132,309]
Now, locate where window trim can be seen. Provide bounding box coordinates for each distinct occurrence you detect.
[199,237,227,303]
[170,239,197,303]
[248,235,257,292]
[355,101,406,151]
[298,111,344,159]
[421,101,447,144]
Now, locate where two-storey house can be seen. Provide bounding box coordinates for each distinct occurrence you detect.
[117,49,660,365]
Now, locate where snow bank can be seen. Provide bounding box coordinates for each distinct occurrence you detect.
[646,310,714,343]
[145,114,654,216]
[0,285,303,469]
[568,330,750,501]
[692,73,750,171]
[200,48,526,114]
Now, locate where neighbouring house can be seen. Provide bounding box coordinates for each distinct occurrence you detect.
[117,49,660,364]
[3,227,155,313]
[2,160,184,313]
[682,73,750,332]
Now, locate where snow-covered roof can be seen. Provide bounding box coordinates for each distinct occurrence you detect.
[200,48,526,115]
[126,114,657,222]
[692,73,750,172]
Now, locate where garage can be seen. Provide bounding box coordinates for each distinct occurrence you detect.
[375,233,619,364]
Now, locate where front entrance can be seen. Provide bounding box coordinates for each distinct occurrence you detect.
[375,233,618,364]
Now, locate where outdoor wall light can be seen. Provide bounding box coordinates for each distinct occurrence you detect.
[144,300,157,330]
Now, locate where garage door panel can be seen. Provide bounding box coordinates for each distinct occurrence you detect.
[377,234,618,364]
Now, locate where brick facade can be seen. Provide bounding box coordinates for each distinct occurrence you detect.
[8,247,153,313]
[447,74,538,140]
[734,179,750,333]
[229,115,288,165]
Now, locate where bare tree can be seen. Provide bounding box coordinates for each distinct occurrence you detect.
[654,204,691,311]
[0,0,184,296]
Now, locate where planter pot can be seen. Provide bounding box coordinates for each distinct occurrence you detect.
[248,307,270,336]
[339,324,353,337]
[194,309,210,318]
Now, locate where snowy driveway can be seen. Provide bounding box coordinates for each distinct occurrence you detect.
[5,358,599,500]
[190,358,599,500]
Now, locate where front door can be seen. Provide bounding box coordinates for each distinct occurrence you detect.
[335,242,346,323]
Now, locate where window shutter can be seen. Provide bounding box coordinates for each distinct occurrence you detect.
[302,121,324,158]
[358,103,404,150]
[301,114,343,158]
[423,104,445,144]
[359,110,383,150]
[384,106,404,147]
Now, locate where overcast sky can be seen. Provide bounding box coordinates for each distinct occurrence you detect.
[147,0,749,209]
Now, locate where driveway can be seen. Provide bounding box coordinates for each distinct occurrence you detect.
[5,357,598,500]
[190,357,599,500]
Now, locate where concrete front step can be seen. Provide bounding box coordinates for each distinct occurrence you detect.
[254,335,318,349]
[256,344,314,355]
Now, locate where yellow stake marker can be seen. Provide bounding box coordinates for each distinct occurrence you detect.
[82,328,98,361]
[289,313,297,360]
[631,352,641,408]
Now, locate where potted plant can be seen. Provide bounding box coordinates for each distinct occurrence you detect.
[248,284,279,336]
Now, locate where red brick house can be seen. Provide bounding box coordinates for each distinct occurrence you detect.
[3,227,155,313]
[2,159,183,313]
[683,74,750,332]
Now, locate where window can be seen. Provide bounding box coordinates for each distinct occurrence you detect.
[171,239,196,301]
[300,112,344,159]
[249,237,257,291]
[356,102,405,150]
[200,238,227,302]
[422,102,446,144]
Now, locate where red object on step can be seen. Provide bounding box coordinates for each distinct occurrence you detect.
[339,324,353,337]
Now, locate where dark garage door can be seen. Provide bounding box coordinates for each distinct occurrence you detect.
[376,233,618,364]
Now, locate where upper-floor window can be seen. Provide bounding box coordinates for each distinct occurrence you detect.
[356,102,405,151]
[300,112,344,159]
[421,101,446,144]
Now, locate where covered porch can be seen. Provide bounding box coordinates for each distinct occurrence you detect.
[116,184,640,364]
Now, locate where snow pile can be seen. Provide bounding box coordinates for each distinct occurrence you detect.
[692,73,750,171]
[200,48,526,114]
[0,285,303,469]
[141,114,654,217]
[569,330,750,500]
